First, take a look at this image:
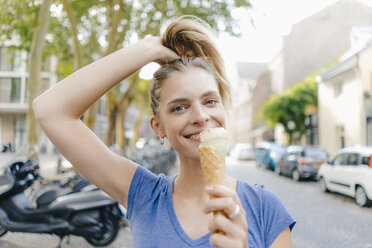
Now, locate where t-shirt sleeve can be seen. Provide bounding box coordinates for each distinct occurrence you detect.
[260,186,296,247]
[126,166,167,222]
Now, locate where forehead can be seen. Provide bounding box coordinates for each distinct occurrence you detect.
[160,67,219,100]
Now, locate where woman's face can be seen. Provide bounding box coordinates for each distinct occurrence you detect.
[152,67,227,161]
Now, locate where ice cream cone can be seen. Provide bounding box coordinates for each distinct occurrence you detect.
[199,147,226,186]
[198,128,228,220]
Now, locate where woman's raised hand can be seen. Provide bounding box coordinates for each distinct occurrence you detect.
[204,185,249,248]
[142,36,179,64]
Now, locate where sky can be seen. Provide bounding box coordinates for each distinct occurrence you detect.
[217,0,340,63]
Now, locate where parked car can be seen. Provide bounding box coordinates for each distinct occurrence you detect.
[318,146,372,207]
[255,142,286,170]
[229,143,255,160]
[275,145,328,181]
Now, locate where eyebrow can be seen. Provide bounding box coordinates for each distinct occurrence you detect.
[166,90,219,107]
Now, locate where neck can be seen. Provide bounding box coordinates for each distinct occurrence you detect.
[173,156,206,199]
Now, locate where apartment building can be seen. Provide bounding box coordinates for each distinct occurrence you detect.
[317,27,372,156]
[0,46,57,151]
[240,0,372,147]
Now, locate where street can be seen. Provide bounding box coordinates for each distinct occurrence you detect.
[0,157,372,247]
[227,159,372,248]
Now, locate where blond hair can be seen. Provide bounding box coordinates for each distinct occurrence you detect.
[149,15,231,116]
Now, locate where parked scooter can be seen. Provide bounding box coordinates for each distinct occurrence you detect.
[27,168,128,226]
[29,170,97,208]
[0,159,123,247]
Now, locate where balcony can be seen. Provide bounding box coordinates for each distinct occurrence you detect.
[0,76,27,113]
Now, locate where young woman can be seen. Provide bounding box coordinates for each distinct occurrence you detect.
[33,16,295,248]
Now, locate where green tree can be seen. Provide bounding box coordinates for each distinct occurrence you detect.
[260,74,317,144]
[26,0,53,158]
[1,0,252,155]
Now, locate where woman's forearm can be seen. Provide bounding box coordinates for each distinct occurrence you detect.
[33,39,156,122]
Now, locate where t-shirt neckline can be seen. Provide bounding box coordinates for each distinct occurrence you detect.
[167,174,211,246]
[167,175,242,247]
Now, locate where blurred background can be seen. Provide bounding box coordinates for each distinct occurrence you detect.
[0,0,372,247]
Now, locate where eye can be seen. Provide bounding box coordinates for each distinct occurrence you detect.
[205,99,218,105]
[171,105,185,113]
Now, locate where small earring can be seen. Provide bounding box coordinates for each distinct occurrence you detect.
[160,137,165,145]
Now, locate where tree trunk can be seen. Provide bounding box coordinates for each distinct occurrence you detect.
[61,0,83,70]
[106,0,124,55]
[129,91,145,155]
[26,0,52,159]
[105,108,117,147]
[61,0,101,130]
[102,1,131,146]
[83,101,99,130]
[116,85,136,155]
[116,98,130,155]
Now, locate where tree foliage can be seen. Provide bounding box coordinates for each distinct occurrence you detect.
[260,74,318,144]
[0,0,252,154]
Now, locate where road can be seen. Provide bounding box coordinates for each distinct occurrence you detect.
[0,156,372,247]
[227,159,372,248]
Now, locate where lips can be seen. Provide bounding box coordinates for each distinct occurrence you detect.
[184,132,201,140]
[187,134,200,140]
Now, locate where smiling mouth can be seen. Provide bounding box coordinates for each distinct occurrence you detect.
[185,134,200,140]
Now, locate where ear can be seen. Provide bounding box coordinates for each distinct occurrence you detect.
[150,116,166,138]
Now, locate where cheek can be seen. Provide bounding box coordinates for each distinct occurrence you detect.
[159,116,182,137]
[212,107,227,126]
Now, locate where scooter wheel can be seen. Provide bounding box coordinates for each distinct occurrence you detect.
[85,213,119,247]
[0,224,8,237]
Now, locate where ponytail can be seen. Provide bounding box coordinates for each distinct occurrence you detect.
[150,15,231,116]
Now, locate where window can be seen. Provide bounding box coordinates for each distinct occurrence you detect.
[289,151,301,156]
[367,118,372,146]
[14,117,26,151]
[347,153,359,166]
[0,47,22,72]
[0,77,22,103]
[0,47,12,71]
[336,126,345,149]
[333,153,348,165]
[366,94,372,116]
[305,114,319,145]
[366,94,372,146]
[333,81,343,97]
[0,118,2,145]
[361,156,370,166]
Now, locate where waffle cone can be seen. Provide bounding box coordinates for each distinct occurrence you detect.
[199,147,226,186]
[199,147,226,221]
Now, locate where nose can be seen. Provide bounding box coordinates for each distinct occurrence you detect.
[190,103,210,125]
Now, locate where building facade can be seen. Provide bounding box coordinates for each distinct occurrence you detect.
[229,62,267,145]
[318,28,372,156]
[0,46,57,152]
[242,0,372,147]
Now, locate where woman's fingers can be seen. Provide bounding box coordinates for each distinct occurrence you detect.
[205,185,239,200]
[208,214,248,247]
[204,184,249,248]
[144,36,179,64]
[204,185,246,219]
[209,232,236,248]
[204,197,240,216]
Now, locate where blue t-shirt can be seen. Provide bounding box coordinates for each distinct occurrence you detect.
[127,166,296,248]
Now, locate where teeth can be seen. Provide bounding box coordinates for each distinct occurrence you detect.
[190,134,200,139]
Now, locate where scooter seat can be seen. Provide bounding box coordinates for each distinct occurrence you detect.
[1,193,73,222]
[0,174,15,195]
